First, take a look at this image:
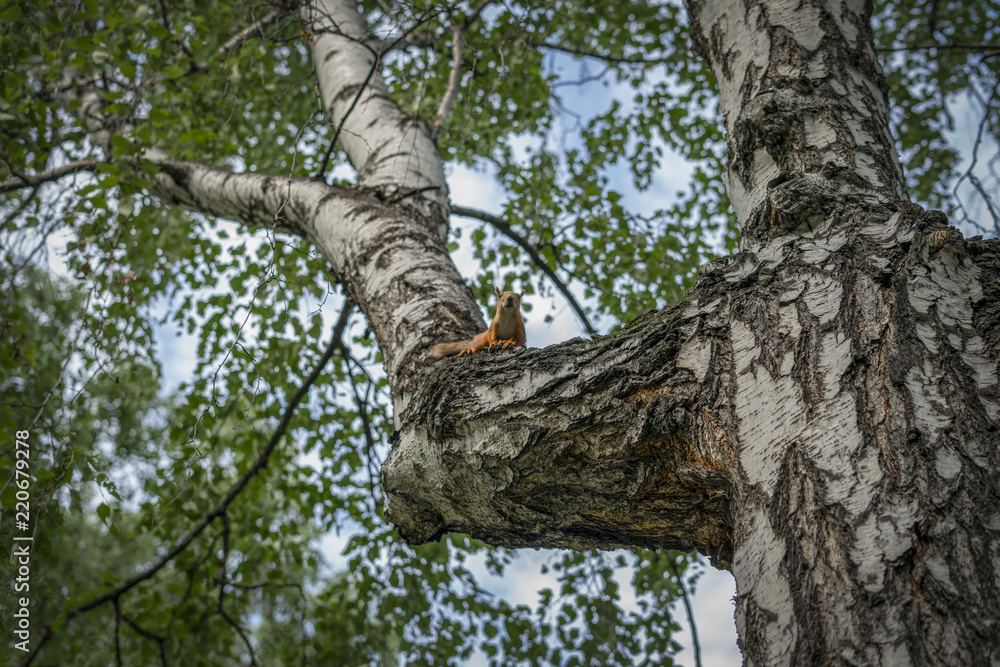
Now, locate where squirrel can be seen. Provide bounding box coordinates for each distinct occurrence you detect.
[429,288,526,359]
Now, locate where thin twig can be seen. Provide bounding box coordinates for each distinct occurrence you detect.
[120,612,169,667]
[113,599,123,667]
[460,0,495,31]
[450,205,597,336]
[315,55,380,179]
[0,160,99,193]
[216,513,258,666]
[875,42,1000,53]
[667,555,703,667]
[433,0,495,139]
[531,40,668,64]
[216,6,296,61]
[953,81,1000,235]
[341,350,380,514]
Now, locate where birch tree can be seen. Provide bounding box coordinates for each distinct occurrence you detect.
[2,0,998,664]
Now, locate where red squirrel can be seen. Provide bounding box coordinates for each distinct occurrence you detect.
[429,288,526,359]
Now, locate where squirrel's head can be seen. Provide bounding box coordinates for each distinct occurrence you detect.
[495,287,524,311]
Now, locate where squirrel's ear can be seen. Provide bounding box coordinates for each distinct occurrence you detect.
[495,286,501,297]
[518,290,525,298]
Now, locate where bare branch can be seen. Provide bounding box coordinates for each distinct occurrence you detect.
[532,40,668,64]
[875,42,1000,54]
[216,4,298,61]
[667,555,703,667]
[0,160,99,194]
[953,82,1000,235]
[450,205,598,337]
[433,0,495,139]
[433,25,464,139]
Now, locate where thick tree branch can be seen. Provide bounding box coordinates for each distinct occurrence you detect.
[384,279,737,568]
[685,0,909,241]
[0,160,99,194]
[146,153,357,237]
[305,0,449,216]
[314,14,438,181]
[450,204,598,337]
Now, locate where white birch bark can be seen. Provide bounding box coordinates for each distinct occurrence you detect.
[304,0,450,219]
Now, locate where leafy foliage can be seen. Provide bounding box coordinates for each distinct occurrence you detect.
[874,0,1000,233]
[1,0,995,664]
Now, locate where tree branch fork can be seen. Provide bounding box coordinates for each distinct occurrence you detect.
[384,199,1000,575]
[386,276,739,569]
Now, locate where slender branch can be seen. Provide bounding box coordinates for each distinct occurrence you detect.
[875,42,1000,53]
[113,599,123,667]
[120,613,169,667]
[433,24,464,139]
[24,305,353,665]
[461,0,494,31]
[531,40,668,64]
[0,160,99,194]
[232,581,305,592]
[450,205,598,337]
[954,82,1000,236]
[433,0,495,139]
[216,513,258,666]
[368,32,435,52]
[667,555,703,667]
[216,5,298,61]
[341,348,380,513]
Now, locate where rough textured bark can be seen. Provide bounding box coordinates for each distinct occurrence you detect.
[680,0,1000,663]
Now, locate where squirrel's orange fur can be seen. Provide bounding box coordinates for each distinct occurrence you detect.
[429,288,526,359]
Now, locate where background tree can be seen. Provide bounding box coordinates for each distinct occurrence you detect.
[1,0,997,666]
